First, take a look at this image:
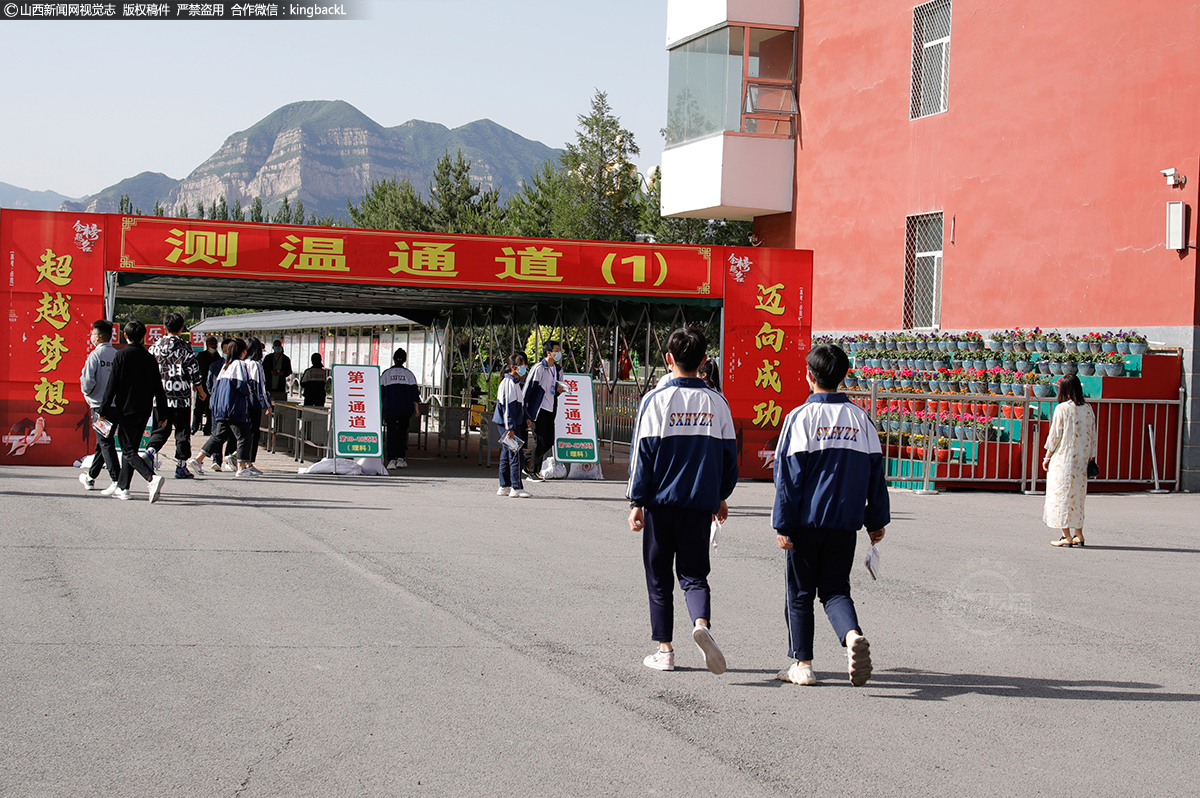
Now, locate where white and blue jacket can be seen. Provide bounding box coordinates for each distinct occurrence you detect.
[492,373,526,433]
[210,359,270,423]
[626,377,738,514]
[381,365,420,419]
[772,392,890,534]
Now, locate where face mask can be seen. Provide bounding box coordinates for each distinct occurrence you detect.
[517,365,528,377]
[552,351,562,363]
[273,347,283,354]
[208,346,217,353]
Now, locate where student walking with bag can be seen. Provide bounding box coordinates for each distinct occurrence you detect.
[98,321,169,503]
[78,319,120,494]
[494,354,531,498]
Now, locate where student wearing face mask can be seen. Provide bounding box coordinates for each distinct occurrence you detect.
[493,353,531,498]
[264,339,293,404]
[193,336,221,435]
[522,340,565,481]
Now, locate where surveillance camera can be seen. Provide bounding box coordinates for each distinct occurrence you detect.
[1162,168,1177,177]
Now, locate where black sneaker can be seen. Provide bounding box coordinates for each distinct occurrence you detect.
[174,465,194,480]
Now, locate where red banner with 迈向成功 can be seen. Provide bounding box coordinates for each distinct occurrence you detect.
[721,247,813,480]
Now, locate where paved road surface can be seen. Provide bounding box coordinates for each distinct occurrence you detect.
[2,459,1198,797]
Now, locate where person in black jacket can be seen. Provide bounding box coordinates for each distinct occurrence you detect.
[193,336,221,434]
[99,320,169,502]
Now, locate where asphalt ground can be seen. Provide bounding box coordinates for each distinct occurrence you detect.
[2,444,1199,797]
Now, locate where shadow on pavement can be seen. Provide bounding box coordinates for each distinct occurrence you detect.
[861,667,1200,702]
[1077,544,1200,554]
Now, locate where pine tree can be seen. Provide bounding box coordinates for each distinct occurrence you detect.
[196,201,205,219]
[215,195,229,221]
[153,200,165,217]
[502,160,570,238]
[427,150,502,234]
[293,199,305,225]
[347,177,430,232]
[250,197,264,223]
[118,194,132,214]
[231,197,244,222]
[177,203,189,219]
[558,90,642,242]
[272,196,292,224]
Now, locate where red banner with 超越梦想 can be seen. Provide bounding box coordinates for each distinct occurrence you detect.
[1,210,107,466]
[721,247,813,480]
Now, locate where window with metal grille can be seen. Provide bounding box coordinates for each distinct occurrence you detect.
[910,0,951,119]
[904,213,943,329]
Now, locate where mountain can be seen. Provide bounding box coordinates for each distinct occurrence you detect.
[57,172,180,215]
[56,100,562,220]
[0,182,81,211]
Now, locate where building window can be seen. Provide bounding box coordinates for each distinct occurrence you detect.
[910,0,952,119]
[666,25,797,147]
[904,212,943,329]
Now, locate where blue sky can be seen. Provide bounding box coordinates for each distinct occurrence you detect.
[0,0,669,198]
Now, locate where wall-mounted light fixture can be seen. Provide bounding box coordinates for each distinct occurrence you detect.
[1166,201,1190,251]
[1161,167,1186,188]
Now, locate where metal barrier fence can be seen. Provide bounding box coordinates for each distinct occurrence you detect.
[847,384,1184,492]
[594,381,643,461]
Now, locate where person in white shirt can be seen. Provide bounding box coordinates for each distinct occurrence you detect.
[522,340,565,480]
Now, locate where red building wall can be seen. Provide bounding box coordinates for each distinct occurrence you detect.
[758,0,1200,332]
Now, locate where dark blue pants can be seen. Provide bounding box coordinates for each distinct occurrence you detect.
[499,443,523,489]
[386,415,412,461]
[643,505,712,643]
[783,527,861,661]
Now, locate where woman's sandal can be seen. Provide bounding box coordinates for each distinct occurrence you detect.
[1073,535,1085,547]
[1051,536,1074,547]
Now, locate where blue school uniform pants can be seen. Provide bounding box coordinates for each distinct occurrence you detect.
[783,527,861,661]
[499,444,523,489]
[642,505,712,643]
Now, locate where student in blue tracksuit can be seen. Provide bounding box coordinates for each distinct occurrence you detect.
[772,344,890,687]
[381,348,421,469]
[493,353,531,498]
[627,327,737,675]
[186,337,268,478]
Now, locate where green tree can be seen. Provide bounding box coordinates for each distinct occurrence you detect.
[230,197,244,222]
[152,200,165,217]
[558,90,642,242]
[347,176,430,232]
[177,203,189,219]
[196,201,205,219]
[118,194,132,214]
[501,160,570,238]
[250,197,264,223]
[214,195,229,221]
[427,150,502,234]
[272,196,292,224]
[293,199,305,225]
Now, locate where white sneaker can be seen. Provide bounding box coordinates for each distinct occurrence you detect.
[692,625,727,675]
[210,461,222,472]
[185,458,204,477]
[643,650,675,671]
[247,465,264,475]
[111,488,131,500]
[147,475,164,504]
[235,468,259,478]
[100,483,121,496]
[508,487,531,498]
[846,631,872,686]
[397,458,408,468]
[776,661,817,685]
[386,459,397,468]
[221,461,236,472]
[497,486,508,496]
[79,474,96,491]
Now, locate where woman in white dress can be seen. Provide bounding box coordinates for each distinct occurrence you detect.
[1042,375,1097,547]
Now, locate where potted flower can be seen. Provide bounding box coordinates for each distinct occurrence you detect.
[1076,354,1096,376]
[934,436,952,462]
[1043,331,1065,353]
[1103,352,1126,377]
[1126,330,1149,355]
[962,331,984,352]
[985,331,1005,352]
